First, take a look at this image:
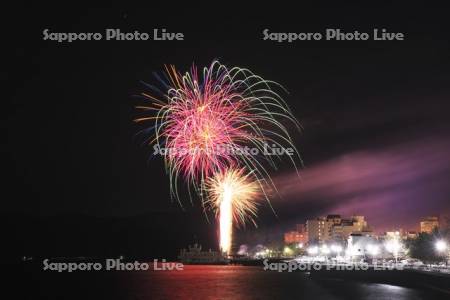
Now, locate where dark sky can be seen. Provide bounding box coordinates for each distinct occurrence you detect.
[3,5,450,234]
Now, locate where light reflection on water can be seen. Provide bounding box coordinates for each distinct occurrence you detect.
[121,265,433,300]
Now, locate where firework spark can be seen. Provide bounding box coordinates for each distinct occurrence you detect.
[205,168,260,255]
[136,60,300,204]
[136,61,301,255]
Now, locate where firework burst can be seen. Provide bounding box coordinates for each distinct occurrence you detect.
[136,60,300,206]
[204,168,260,254]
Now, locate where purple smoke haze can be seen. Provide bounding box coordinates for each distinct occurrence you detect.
[274,136,450,232]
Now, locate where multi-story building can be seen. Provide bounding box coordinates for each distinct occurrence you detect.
[306,217,329,243]
[327,214,342,226]
[332,215,370,241]
[284,229,308,245]
[347,233,379,258]
[384,230,401,240]
[296,224,306,233]
[383,230,418,240]
[420,216,439,233]
[307,214,370,244]
[352,216,368,231]
[404,231,418,239]
[333,219,354,241]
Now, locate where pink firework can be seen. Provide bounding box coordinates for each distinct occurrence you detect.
[162,76,250,179]
[136,61,300,202]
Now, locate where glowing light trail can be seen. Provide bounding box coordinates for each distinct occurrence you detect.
[205,168,260,255]
[136,61,301,254]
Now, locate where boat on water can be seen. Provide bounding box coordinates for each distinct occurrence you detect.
[178,243,229,265]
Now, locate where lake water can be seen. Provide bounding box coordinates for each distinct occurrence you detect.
[27,264,447,299]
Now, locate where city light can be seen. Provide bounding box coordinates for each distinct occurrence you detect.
[330,244,343,253]
[320,245,330,255]
[435,240,448,252]
[283,246,293,255]
[385,239,402,262]
[285,214,445,267]
[367,244,380,256]
[385,240,401,253]
[307,246,319,255]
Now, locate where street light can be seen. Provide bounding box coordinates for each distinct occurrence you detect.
[330,244,343,254]
[385,239,402,263]
[435,240,449,267]
[367,244,380,256]
[283,246,293,256]
[307,246,318,256]
[321,245,330,255]
[435,240,448,253]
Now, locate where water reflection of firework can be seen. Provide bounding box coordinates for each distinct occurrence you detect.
[205,168,260,255]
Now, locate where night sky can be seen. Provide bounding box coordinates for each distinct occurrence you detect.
[3,5,450,246]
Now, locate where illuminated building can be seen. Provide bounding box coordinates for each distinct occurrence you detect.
[307,214,371,244]
[420,216,439,233]
[284,224,308,244]
[306,217,330,243]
